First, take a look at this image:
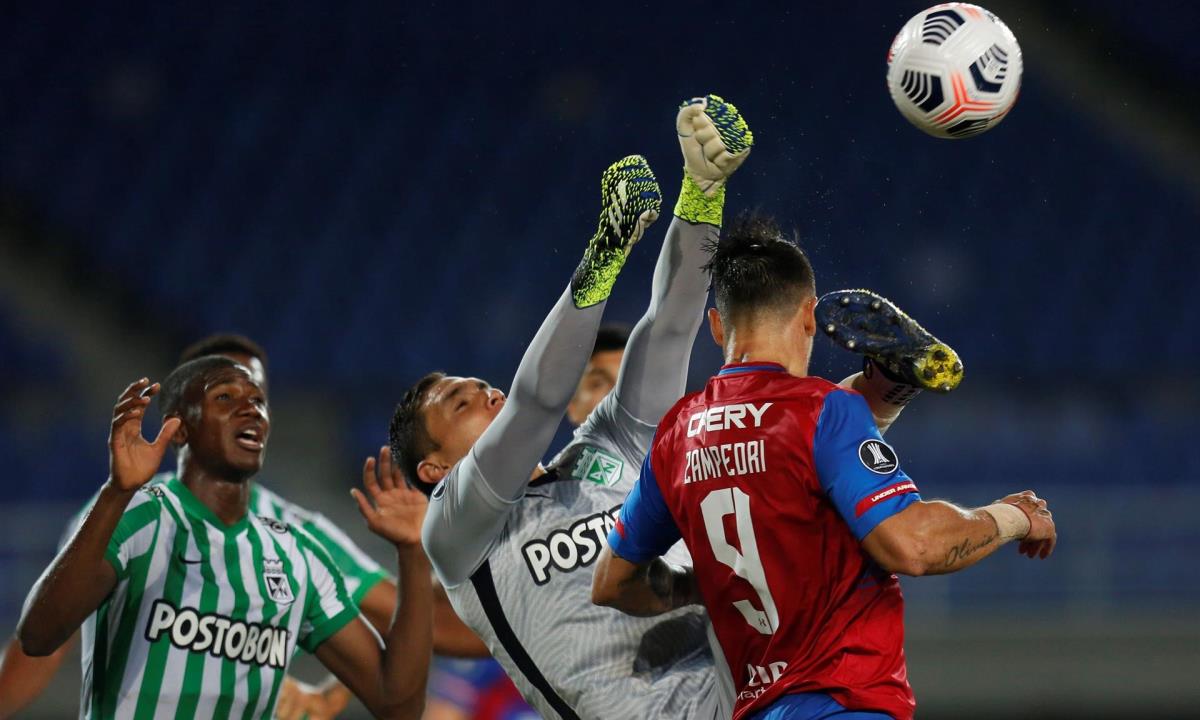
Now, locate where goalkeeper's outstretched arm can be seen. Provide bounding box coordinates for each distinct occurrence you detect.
[615,95,754,424]
[423,156,662,585]
[473,155,661,495]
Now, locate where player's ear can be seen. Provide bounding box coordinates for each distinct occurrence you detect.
[416,459,448,487]
[169,415,188,446]
[707,307,725,348]
[800,294,817,338]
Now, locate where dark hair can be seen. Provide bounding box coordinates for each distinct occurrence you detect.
[703,212,815,325]
[159,356,239,424]
[179,334,268,372]
[593,323,631,355]
[389,371,446,496]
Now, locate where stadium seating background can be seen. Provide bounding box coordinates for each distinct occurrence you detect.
[2,1,1197,717]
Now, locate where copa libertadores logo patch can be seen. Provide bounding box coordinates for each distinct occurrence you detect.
[858,439,899,475]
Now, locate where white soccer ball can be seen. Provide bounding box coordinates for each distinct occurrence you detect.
[886,3,1022,139]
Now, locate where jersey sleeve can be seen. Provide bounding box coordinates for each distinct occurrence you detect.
[296,529,360,653]
[609,217,714,426]
[813,389,921,541]
[422,449,517,587]
[103,489,164,579]
[607,453,682,563]
[297,512,391,605]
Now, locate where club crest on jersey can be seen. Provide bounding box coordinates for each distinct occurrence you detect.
[571,447,624,487]
[858,439,899,475]
[262,558,295,604]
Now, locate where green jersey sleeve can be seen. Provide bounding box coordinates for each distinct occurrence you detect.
[103,488,164,579]
[295,528,360,653]
[298,512,391,604]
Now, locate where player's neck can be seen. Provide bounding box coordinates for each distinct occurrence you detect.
[179,462,253,527]
[723,325,811,378]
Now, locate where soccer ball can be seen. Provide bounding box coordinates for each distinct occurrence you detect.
[886,3,1022,139]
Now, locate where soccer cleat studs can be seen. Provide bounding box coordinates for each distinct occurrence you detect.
[814,289,964,393]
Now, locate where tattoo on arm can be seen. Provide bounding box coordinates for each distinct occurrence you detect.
[944,532,997,568]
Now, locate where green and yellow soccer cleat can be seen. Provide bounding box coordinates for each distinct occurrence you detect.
[815,289,964,393]
[571,155,662,308]
[675,93,754,226]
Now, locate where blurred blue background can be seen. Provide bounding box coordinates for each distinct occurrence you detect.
[2,0,1197,717]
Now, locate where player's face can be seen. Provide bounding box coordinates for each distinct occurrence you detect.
[566,349,624,426]
[422,375,506,466]
[184,365,270,478]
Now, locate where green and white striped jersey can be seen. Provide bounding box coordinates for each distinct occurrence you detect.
[77,476,359,719]
[64,474,391,608]
[246,483,390,606]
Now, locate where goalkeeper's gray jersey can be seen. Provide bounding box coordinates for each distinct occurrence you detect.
[434,394,725,720]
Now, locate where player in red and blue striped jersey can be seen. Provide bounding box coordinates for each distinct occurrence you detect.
[592,214,1057,720]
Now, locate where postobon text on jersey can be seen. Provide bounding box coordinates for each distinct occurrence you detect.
[144,599,290,668]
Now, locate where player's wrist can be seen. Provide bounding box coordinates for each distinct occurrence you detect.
[100,477,140,502]
[395,540,432,567]
[673,172,725,226]
[571,244,625,308]
[982,502,1031,541]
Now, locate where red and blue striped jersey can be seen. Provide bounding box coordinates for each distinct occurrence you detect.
[609,362,920,720]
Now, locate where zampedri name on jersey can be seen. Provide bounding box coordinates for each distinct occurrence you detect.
[683,440,767,484]
[683,402,770,484]
[145,599,290,668]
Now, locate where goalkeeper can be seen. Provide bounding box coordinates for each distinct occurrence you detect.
[390,95,745,719]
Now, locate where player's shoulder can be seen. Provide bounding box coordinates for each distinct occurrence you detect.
[252,482,317,525]
[665,372,843,420]
[285,517,348,563]
[661,386,708,425]
[813,384,873,417]
[129,481,171,511]
[251,512,337,565]
[767,372,843,398]
[113,480,176,535]
[121,471,174,510]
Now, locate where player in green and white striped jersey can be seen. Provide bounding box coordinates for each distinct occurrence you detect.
[50,479,393,616]
[2,334,487,719]
[17,357,433,719]
[3,335,394,719]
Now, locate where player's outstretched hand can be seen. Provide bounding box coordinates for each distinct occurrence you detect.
[996,490,1056,559]
[108,378,181,492]
[572,155,662,308]
[677,94,753,195]
[353,445,429,548]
